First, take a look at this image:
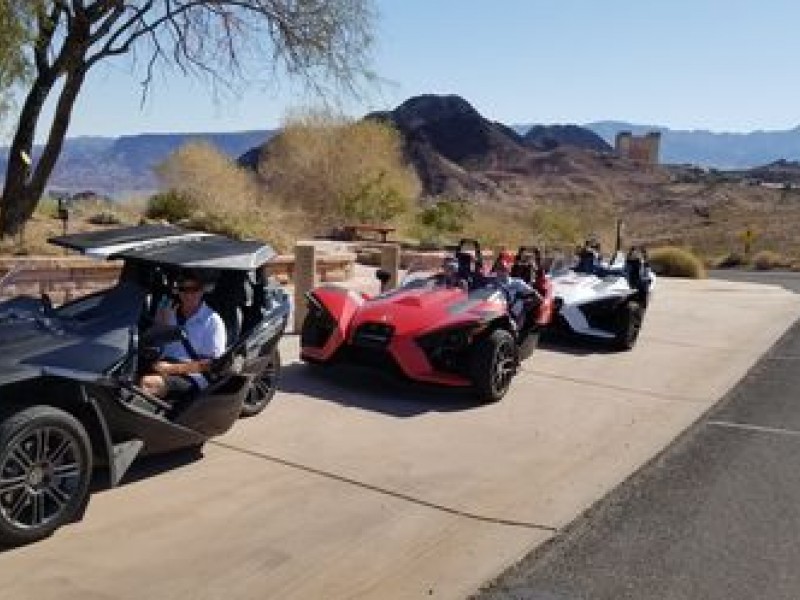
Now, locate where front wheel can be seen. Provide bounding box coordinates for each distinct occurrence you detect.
[614,301,644,350]
[0,406,93,546]
[470,329,517,403]
[241,347,281,417]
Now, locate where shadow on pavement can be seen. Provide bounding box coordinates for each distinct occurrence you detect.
[0,448,205,554]
[279,362,483,417]
[539,331,619,356]
[91,446,204,492]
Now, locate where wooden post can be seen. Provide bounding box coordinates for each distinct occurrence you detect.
[293,242,317,334]
[380,243,401,291]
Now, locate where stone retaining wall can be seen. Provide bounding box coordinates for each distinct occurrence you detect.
[0,251,356,304]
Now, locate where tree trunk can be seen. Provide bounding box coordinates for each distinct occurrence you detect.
[0,74,54,237]
[0,66,86,238]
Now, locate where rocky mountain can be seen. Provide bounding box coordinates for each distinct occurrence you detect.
[5,99,800,199]
[361,94,603,199]
[0,129,276,197]
[523,124,612,153]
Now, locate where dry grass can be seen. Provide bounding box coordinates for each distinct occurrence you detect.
[259,111,420,230]
[752,250,792,271]
[154,140,305,252]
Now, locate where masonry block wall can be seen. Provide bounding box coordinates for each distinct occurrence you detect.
[615,131,661,164]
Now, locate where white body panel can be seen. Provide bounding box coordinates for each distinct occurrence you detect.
[551,264,656,340]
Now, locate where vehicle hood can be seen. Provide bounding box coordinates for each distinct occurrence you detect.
[349,286,505,337]
[0,306,131,386]
[551,271,635,305]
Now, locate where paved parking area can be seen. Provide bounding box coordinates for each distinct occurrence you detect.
[0,278,797,600]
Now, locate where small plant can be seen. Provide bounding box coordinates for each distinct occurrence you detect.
[416,199,471,235]
[752,250,790,271]
[649,247,706,278]
[146,190,193,222]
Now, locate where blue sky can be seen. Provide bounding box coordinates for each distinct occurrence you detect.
[29,0,800,140]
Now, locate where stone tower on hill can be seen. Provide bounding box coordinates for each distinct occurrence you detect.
[615,131,661,164]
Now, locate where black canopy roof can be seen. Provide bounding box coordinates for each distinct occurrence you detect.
[49,225,276,271]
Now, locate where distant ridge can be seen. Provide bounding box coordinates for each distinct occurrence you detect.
[0,129,276,197]
[4,105,800,197]
[585,121,800,168]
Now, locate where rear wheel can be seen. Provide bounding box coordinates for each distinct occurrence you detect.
[241,347,281,417]
[614,301,644,350]
[470,329,517,403]
[0,406,92,546]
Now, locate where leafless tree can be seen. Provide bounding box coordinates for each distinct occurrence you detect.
[0,0,375,236]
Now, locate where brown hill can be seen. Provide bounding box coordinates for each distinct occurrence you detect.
[246,94,800,261]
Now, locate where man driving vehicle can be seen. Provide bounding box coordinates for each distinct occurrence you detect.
[493,251,539,329]
[435,257,468,290]
[140,272,226,400]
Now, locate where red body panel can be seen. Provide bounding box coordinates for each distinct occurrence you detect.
[534,276,556,326]
[301,274,556,388]
[301,283,507,386]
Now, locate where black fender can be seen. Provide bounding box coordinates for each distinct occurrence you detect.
[77,385,142,487]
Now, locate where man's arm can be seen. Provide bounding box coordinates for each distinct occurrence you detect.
[152,359,211,376]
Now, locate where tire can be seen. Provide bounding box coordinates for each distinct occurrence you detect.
[0,406,93,546]
[241,347,281,417]
[469,329,517,403]
[614,301,644,350]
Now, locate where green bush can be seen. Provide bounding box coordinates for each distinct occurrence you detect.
[146,190,193,222]
[649,246,706,278]
[339,171,410,224]
[416,199,471,234]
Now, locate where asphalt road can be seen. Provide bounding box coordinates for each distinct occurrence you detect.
[477,271,800,600]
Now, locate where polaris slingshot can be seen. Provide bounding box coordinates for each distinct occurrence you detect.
[0,225,289,545]
[300,240,554,402]
[549,242,655,350]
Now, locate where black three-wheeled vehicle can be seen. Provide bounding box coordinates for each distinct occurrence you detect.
[0,225,289,545]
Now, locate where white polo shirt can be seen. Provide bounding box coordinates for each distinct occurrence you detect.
[162,302,227,389]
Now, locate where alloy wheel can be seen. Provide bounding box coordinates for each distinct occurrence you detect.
[0,425,86,532]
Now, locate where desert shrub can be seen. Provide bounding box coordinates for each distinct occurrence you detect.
[416,199,470,233]
[716,252,746,269]
[153,140,303,246]
[529,206,586,246]
[35,196,60,219]
[339,170,410,223]
[87,211,122,226]
[156,141,262,219]
[261,111,420,228]
[649,246,706,278]
[753,250,790,271]
[409,198,472,247]
[146,190,193,221]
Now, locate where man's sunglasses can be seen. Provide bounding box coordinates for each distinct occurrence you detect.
[177,285,202,293]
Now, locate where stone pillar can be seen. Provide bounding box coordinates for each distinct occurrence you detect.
[293,242,317,333]
[379,243,401,291]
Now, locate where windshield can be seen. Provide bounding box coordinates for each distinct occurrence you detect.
[0,264,143,330]
[400,263,438,289]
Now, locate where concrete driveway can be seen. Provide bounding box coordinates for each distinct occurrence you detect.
[0,278,798,600]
